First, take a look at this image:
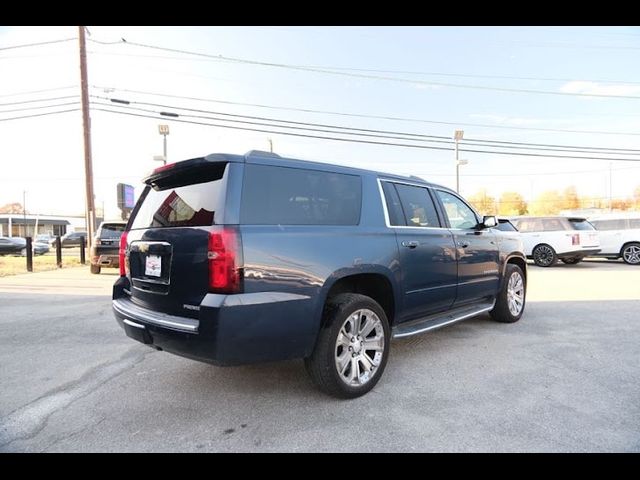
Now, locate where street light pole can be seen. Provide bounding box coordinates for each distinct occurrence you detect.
[163,132,167,159]
[454,130,465,193]
[609,161,613,212]
[158,124,169,165]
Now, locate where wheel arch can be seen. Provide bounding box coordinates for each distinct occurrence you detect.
[314,267,399,330]
[500,253,527,290]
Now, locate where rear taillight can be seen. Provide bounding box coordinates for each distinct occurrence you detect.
[208,228,241,293]
[119,231,129,276]
[153,162,176,174]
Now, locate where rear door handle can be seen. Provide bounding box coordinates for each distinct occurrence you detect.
[401,241,419,249]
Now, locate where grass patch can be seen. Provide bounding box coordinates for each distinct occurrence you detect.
[0,254,84,277]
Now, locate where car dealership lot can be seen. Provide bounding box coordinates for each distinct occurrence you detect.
[0,262,638,452]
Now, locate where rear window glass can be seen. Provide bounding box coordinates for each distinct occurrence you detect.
[99,224,126,239]
[569,219,595,231]
[241,164,361,225]
[130,164,227,229]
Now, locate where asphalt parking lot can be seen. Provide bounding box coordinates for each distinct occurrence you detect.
[0,261,638,452]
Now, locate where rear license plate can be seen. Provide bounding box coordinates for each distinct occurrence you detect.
[145,254,162,277]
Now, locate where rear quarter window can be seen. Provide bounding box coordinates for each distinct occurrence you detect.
[542,218,567,231]
[240,164,362,225]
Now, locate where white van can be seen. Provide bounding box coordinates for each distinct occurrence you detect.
[588,214,640,265]
[511,216,600,267]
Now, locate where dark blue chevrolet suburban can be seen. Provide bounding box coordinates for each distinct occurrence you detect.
[113,151,527,398]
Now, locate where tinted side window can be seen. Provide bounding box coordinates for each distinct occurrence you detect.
[496,220,517,232]
[436,190,478,229]
[542,218,567,231]
[593,219,627,230]
[241,164,361,225]
[393,184,440,227]
[381,181,405,226]
[516,219,542,232]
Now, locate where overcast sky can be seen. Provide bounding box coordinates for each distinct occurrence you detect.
[1,26,640,220]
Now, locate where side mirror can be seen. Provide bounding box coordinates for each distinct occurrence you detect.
[482,216,497,228]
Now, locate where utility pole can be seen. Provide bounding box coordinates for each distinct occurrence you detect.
[23,190,26,237]
[79,26,96,248]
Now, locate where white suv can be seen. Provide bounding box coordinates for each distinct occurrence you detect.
[510,216,601,267]
[588,214,640,265]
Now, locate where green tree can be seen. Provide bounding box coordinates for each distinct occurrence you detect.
[498,191,527,215]
[467,189,497,215]
[562,186,579,211]
[529,190,563,215]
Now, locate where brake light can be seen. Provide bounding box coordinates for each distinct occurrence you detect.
[119,231,129,276]
[153,162,176,174]
[208,228,241,293]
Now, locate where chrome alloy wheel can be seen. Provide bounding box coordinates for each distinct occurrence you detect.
[533,245,555,266]
[335,309,385,387]
[506,271,525,316]
[622,245,640,265]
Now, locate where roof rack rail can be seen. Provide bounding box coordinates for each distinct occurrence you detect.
[245,150,281,158]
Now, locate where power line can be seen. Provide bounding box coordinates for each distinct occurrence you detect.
[93,96,640,156]
[89,38,640,100]
[0,95,79,107]
[92,107,457,151]
[415,165,640,177]
[0,86,77,98]
[92,85,640,138]
[92,100,456,146]
[0,37,76,51]
[462,136,640,153]
[92,107,640,163]
[0,109,79,122]
[86,49,640,86]
[0,101,81,114]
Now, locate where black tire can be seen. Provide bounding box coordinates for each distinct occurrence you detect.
[621,242,640,265]
[490,264,526,323]
[90,264,101,274]
[560,257,581,265]
[304,293,390,399]
[532,244,557,267]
